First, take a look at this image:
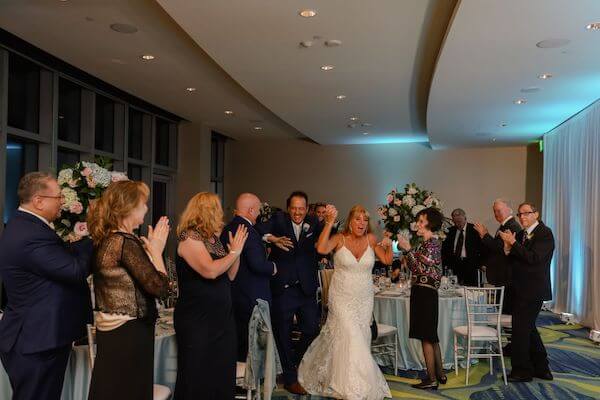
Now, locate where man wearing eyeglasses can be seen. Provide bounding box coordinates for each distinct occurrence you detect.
[0,172,93,400]
[498,202,555,383]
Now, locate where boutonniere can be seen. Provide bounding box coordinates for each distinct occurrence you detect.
[527,232,534,241]
[302,223,310,233]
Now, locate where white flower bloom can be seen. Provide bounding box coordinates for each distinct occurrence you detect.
[61,187,79,211]
[424,196,434,207]
[388,208,398,217]
[411,204,426,216]
[57,168,74,186]
[402,195,416,207]
[82,162,111,188]
[110,171,128,182]
[407,185,418,195]
[393,215,400,222]
[393,198,402,206]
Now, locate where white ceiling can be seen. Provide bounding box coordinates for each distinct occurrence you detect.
[155,0,440,145]
[428,0,600,148]
[0,0,302,140]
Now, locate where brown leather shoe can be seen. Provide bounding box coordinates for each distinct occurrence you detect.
[284,382,308,395]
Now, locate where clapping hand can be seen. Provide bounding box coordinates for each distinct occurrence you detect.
[228,225,249,255]
[141,216,170,256]
[396,235,411,251]
[378,236,393,250]
[324,204,338,225]
[498,229,516,245]
[473,222,488,238]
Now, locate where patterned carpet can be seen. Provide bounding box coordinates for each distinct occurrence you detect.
[272,312,600,399]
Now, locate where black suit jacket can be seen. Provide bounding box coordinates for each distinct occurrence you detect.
[256,212,322,297]
[0,211,93,354]
[220,216,275,307]
[508,221,554,302]
[442,223,482,271]
[481,216,521,286]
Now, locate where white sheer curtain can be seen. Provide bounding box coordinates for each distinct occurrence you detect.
[543,100,600,330]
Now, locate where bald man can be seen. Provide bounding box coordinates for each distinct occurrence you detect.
[221,193,277,361]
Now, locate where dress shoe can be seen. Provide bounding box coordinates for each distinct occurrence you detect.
[284,382,308,395]
[437,374,448,385]
[411,379,438,390]
[535,371,554,381]
[507,372,533,382]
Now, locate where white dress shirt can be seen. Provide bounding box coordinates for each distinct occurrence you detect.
[453,226,467,258]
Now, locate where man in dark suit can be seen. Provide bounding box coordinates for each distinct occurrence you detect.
[442,208,482,286]
[0,172,93,400]
[221,193,277,362]
[475,199,521,313]
[256,191,322,395]
[498,202,554,382]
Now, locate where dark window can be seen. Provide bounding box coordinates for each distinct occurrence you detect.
[210,132,226,203]
[95,94,115,153]
[57,148,80,170]
[4,138,39,223]
[155,118,170,166]
[128,109,144,160]
[7,54,40,133]
[58,78,81,143]
[152,180,167,225]
[128,164,143,181]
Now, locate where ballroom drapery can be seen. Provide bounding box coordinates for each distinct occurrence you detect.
[543,99,600,330]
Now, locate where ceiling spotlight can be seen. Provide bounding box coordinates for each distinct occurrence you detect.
[492,138,497,142]
[224,110,234,115]
[362,132,369,135]
[186,87,196,92]
[514,99,527,105]
[499,122,508,127]
[140,54,155,60]
[299,9,317,18]
[321,65,335,71]
[538,73,553,80]
[253,126,263,131]
[586,22,600,30]
[536,38,570,48]
[350,116,359,121]
[336,95,346,100]
[324,39,342,47]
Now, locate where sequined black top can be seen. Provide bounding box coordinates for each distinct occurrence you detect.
[93,232,169,320]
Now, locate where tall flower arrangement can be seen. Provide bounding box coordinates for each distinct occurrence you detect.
[55,159,128,242]
[377,183,445,247]
[258,202,282,223]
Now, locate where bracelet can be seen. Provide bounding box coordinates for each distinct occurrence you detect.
[230,250,237,255]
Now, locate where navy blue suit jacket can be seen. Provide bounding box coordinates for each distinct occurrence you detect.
[0,211,93,354]
[221,216,275,307]
[256,212,322,297]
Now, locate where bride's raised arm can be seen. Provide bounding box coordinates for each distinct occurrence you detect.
[370,233,393,265]
[317,205,341,255]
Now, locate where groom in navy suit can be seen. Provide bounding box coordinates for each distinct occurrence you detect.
[0,172,93,400]
[221,193,277,362]
[256,191,322,395]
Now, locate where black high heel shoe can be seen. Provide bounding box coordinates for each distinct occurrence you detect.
[411,379,439,390]
[437,375,448,384]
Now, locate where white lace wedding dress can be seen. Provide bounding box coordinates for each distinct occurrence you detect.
[298,241,391,399]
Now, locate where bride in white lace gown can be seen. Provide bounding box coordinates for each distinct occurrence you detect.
[298,205,393,400]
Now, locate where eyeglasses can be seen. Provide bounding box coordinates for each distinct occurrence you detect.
[38,194,63,200]
[516,211,536,217]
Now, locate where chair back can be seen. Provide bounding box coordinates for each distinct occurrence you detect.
[462,286,504,335]
[86,323,97,369]
[318,269,335,308]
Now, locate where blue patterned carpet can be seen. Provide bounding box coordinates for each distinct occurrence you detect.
[272,312,600,399]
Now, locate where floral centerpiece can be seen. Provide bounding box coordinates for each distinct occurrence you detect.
[55,159,128,242]
[258,202,282,223]
[377,183,446,247]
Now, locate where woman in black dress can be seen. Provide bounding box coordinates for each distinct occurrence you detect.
[397,207,446,390]
[174,192,248,399]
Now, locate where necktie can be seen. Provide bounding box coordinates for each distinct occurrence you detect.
[521,232,528,244]
[455,229,464,258]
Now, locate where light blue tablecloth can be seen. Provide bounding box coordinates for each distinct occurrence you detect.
[0,333,177,399]
[373,293,467,370]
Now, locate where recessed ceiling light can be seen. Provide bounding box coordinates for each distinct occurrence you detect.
[521,86,541,93]
[321,65,335,71]
[586,22,600,30]
[336,95,346,100]
[186,87,196,92]
[350,116,359,121]
[538,73,553,80]
[514,99,527,105]
[536,38,570,48]
[299,9,317,18]
[492,138,497,142]
[224,110,234,115]
[253,126,263,131]
[499,122,508,127]
[324,39,342,47]
[362,132,369,135]
[140,54,155,60]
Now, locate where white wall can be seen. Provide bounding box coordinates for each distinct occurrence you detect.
[225,140,528,231]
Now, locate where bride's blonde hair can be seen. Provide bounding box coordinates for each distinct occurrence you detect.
[341,205,372,236]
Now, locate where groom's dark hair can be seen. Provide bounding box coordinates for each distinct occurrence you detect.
[286,191,308,208]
